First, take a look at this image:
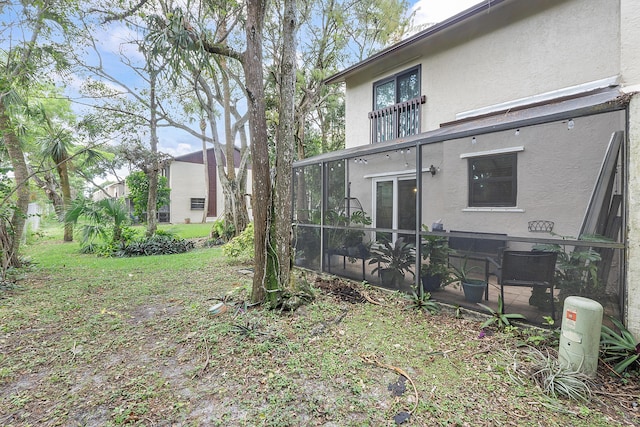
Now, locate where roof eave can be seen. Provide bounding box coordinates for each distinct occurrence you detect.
[324,0,510,85]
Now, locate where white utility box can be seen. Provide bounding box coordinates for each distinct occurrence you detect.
[558,296,603,376]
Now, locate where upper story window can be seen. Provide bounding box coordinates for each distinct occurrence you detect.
[468,153,517,207]
[369,66,425,143]
[374,67,420,109]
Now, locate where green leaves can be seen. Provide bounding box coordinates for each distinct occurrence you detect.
[125,171,171,220]
[115,234,195,257]
[478,296,526,330]
[406,289,440,314]
[600,316,640,374]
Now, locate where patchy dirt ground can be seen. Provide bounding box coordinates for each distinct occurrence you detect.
[1,249,639,426]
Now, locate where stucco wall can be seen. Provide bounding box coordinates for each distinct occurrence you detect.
[344,0,621,149]
[436,112,625,238]
[621,0,640,87]
[345,111,624,240]
[622,0,640,334]
[626,96,640,338]
[169,161,207,223]
[93,182,126,201]
[168,160,252,224]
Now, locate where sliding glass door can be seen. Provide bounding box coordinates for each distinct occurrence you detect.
[374,177,416,244]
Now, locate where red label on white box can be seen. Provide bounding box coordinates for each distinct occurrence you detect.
[566,310,577,321]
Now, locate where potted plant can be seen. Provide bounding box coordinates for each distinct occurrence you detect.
[420,227,452,292]
[368,237,416,288]
[450,257,486,303]
[342,210,372,258]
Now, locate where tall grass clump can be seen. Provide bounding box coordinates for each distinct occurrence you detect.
[505,347,592,402]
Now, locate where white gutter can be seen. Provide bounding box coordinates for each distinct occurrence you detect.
[456,75,620,120]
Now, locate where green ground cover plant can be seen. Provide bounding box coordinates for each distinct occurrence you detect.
[0,223,638,426]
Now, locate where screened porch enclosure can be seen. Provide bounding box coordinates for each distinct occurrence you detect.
[292,110,626,325]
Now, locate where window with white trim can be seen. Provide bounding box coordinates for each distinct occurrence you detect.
[468,153,517,207]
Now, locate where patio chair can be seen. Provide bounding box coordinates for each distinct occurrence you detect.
[488,251,558,319]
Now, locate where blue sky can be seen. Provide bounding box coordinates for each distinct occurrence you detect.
[84,0,483,159]
[159,0,485,157]
[3,1,482,174]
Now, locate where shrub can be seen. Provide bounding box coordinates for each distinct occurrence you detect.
[600,316,640,374]
[223,222,254,259]
[115,234,195,257]
[210,218,235,243]
[505,347,592,402]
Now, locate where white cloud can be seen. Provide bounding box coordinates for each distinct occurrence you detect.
[163,142,197,157]
[96,24,145,63]
[410,0,482,26]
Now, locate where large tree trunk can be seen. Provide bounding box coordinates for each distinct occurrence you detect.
[244,0,274,304]
[222,178,250,235]
[147,166,159,235]
[200,117,209,223]
[294,117,308,222]
[194,72,250,235]
[221,55,238,229]
[0,102,30,272]
[57,156,74,242]
[146,69,159,236]
[30,168,64,219]
[273,0,297,293]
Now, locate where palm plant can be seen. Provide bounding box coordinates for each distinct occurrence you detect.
[369,238,416,277]
[600,316,640,374]
[478,296,526,329]
[406,289,440,314]
[65,197,131,253]
[39,109,75,241]
[420,227,452,290]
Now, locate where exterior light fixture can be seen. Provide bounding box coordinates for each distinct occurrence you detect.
[515,129,520,136]
[567,119,575,130]
[472,136,477,144]
[429,164,437,176]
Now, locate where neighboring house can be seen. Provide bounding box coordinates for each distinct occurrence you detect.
[166,147,251,224]
[93,181,127,201]
[92,181,137,220]
[92,147,250,224]
[292,0,640,335]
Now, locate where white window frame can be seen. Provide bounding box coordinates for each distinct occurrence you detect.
[372,176,416,243]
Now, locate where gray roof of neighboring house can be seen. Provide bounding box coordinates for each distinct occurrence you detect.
[324,0,510,85]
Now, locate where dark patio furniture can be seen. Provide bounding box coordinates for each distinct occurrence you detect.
[489,251,558,319]
[325,244,370,280]
[448,231,508,300]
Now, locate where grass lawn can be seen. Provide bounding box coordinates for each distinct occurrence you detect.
[0,224,638,426]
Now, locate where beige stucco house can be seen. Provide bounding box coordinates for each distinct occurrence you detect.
[94,148,250,224]
[92,181,127,201]
[293,0,640,335]
[166,148,251,224]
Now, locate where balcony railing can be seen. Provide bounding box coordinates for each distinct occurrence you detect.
[369,95,426,143]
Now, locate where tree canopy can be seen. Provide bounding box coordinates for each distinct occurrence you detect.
[1,0,413,302]
[125,170,170,221]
